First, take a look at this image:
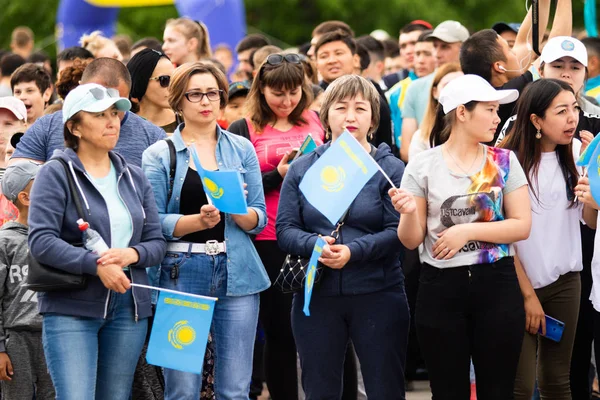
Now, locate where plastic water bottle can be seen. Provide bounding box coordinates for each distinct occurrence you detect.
[77,218,109,255]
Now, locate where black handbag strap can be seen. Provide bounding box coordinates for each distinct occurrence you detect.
[165,138,176,203]
[54,159,86,221]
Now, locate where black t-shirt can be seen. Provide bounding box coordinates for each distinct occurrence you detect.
[179,167,225,243]
[492,71,535,145]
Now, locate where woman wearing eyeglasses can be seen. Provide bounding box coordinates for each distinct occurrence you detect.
[228,52,324,400]
[127,48,178,134]
[142,62,269,400]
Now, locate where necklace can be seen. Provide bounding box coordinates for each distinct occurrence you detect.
[445,144,481,175]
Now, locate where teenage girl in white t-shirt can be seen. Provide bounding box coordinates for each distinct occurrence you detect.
[391,74,532,399]
[500,78,594,399]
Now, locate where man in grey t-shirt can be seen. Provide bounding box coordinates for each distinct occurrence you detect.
[10,58,166,167]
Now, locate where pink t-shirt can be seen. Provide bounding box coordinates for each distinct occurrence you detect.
[248,110,324,240]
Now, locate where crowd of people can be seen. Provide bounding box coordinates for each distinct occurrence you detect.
[0,0,600,399]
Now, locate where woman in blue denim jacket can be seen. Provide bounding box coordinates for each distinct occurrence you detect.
[142,62,269,400]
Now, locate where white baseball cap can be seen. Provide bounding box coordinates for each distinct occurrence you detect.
[540,36,588,67]
[428,21,470,43]
[438,74,519,114]
[62,83,131,124]
[0,97,27,122]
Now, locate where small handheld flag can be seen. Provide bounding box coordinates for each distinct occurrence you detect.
[299,130,396,225]
[290,134,318,164]
[303,236,326,316]
[189,146,248,215]
[140,285,217,375]
[576,133,600,167]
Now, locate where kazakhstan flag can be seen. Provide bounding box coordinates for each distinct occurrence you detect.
[299,131,379,225]
[146,289,217,375]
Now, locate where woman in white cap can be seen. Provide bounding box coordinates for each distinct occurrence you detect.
[500,78,592,399]
[27,83,167,400]
[391,74,532,399]
[497,36,600,144]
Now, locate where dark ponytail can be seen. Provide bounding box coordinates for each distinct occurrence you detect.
[429,101,478,147]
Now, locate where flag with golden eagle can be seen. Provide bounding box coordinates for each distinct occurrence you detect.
[189,146,248,214]
[299,130,379,225]
[146,289,217,374]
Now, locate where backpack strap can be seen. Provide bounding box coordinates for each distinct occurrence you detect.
[165,139,177,203]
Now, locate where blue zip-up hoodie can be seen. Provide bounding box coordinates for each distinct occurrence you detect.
[28,149,167,320]
[277,142,406,296]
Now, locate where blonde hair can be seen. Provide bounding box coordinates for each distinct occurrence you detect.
[165,18,212,59]
[79,31,114,57]
[168,62,229,113]
[419,63,462,141]
[320,75,380,137]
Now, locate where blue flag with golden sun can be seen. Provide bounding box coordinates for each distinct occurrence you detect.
[146,289,217,374]
[303,236,326,316]
[189,147,248,215]
[299,131,379,225]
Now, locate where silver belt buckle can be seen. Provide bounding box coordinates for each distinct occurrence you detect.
[205,240,220,256]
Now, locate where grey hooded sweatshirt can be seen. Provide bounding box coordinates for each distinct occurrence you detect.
[0,222,41,352]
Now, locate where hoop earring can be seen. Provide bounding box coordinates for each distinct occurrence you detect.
[536,128,542,139]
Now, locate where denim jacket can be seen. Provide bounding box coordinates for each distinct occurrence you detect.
[142,124,270,296]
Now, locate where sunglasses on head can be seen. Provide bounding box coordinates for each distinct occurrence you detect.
[265,53,302,66]
[150,75,171,88]
[89,87,120,100]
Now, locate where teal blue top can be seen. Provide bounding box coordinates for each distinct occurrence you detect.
[90,161,133,269]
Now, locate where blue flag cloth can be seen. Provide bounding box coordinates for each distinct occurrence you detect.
[189,147,248,215]
[299,131,379,225]
[585,0,598,38]
[290,134,318,164]
[586,140,600,204]
[576,133,600,166]
[303,236,326,316]
[146,289,217,375]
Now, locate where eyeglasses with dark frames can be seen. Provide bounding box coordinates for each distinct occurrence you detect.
[149,75,171,88]
[184,90,223,103]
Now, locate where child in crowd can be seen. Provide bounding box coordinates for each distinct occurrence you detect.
[10,63,52,125]
[0,161,54,399]
[218,81,250,129]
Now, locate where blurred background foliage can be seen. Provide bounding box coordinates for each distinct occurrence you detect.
[0,0,588,58]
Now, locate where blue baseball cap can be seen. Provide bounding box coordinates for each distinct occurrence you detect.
[62,83,131,124]
[492,22,521,34]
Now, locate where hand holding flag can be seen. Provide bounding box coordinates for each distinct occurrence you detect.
[299,130,397,225]
[189,146,248,215]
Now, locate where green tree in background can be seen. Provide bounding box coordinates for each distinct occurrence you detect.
[0,0,587,58]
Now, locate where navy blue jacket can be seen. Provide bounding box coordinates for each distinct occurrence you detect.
[28,149,167,320]
[276,142,405,296]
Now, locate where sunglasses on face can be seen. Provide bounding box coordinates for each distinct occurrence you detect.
[265,53,302,66]
[150,75,171,88]
[184,90,223,103]
[89,87,120,100]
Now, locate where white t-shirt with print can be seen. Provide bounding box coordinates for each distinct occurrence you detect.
[401,145,528,269]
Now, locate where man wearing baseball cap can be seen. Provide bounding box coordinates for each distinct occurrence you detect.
[397,20,469,162]
[0,97,28,176]
[492,22,522,49]
[219,81,250,129]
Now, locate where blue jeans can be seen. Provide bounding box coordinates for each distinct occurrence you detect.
[42,289,148,400]
[160,251,259,400]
